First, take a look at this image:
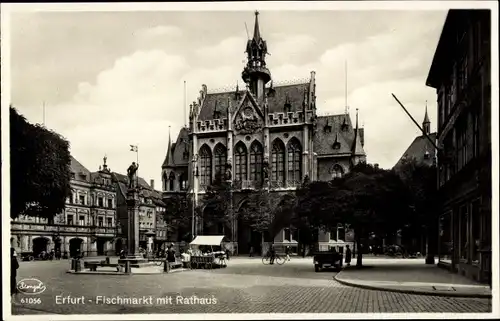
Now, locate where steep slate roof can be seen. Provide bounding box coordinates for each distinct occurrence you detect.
[313,114,366,157]
[393,132,437,169]
[112,172,154,199]
[197,83,310,121]
[70,156,91,182]
[162,127,190,168]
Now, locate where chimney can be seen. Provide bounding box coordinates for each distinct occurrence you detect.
[374,163,379,169]
[150,179,155,190]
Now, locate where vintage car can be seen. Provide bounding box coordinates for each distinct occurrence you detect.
[313,250,343,272]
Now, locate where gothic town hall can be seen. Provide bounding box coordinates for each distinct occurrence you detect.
[161,12,366,254]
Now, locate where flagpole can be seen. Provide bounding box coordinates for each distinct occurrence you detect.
[136,145,139,186]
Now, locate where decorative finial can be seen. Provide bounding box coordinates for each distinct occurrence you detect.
[255,10,259,16]
[103,154,107,165]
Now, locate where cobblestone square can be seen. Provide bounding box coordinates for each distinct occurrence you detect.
[11,257,492,315]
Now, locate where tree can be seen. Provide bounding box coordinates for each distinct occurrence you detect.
[10,106,72,219]
[202,172,233,232]
[162,193,198,242]
[395,157,438,263]
[293,162,414,266]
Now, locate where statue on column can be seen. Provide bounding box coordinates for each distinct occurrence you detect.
[225,162,233,181]
[262,157,270,181]
[127,162,139,189]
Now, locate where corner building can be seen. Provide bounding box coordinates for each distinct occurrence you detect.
[162,12,366,254]
[426,9,491,283]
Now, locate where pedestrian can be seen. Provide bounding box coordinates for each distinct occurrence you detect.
[225,247,231,261]
[345,244,352,267]
[285,246,291,261]
[11,246,19,297]
[269,244,276,265]
[167,243,176,263]
[249,246,254,257]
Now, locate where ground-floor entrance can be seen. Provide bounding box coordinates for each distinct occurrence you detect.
[69,238,84,257]
[32,237,50,256]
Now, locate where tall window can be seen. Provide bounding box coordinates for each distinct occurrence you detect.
[459,205,468,261]
[98,216,104,227]
[79,195,85,205]
[98,197,104,207]
[179,173,187,191]
[79,215,85,226]
[199,145,212,187]
[107,217,113,227]
[234,142,247,181]
[473,111,479,158]
[169,172,175,191]
[107,198,113,208]
[67,214,74,225]
[456,117,468,171]
[331,164,344,179]
[271,139,285,185]
[287,138,302,184]
[214,144,227,180]
[250,141,263,182]
[162,172,168,191]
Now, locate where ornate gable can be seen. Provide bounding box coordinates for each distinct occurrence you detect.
[233,91,265,135]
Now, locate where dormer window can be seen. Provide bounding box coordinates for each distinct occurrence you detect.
[333,142,341,150]
[183,150,189,160]
[341,118,349,132]
[214,110,221,119]
[324,125,332,133]
[424,151,430,159]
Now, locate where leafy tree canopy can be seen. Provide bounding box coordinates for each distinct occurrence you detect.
[10,106,72,219]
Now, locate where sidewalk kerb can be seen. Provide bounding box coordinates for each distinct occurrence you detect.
[333,271,492,299]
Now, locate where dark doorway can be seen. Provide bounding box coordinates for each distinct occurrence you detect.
[69,238,83,257]
[32,237,49,256]
[115,239,123,255]
[97,239,106,256]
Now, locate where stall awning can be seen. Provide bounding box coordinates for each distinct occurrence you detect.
[190,235,226,246]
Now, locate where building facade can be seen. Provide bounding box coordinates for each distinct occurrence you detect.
[113,174,168,254]
[11,156,119,258]
[426,9,491,283]
[162,12,366,254]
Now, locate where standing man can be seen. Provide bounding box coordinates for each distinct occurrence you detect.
[345,244,352,267]
[285,245,291,261]
[269,244,276,265]
[11,245,19,297]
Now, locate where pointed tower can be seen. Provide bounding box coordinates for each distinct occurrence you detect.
[350,108,360,168]
[242,11,272,101]
[422,101,431,135]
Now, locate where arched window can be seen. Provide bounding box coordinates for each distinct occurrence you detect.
[271,139,285,185]
[179,172,187,191]
[214,144,227,180]
[250,141,263,182]
[199,145,212,186]
[234,142,247,181]
[162,172,168,191]
[168,172,175,191]
[331,164,344,179]
[287,138,302,184]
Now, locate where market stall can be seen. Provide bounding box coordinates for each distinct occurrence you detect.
[189,235,228,269]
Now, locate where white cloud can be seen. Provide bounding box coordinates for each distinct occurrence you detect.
[135,25,183,39]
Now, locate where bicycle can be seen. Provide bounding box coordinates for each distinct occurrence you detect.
[262,253,285,265]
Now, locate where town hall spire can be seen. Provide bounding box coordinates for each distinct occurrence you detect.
[422,101,431,135]
[242,11,272,101]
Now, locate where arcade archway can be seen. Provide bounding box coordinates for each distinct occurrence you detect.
[32,237,49,256]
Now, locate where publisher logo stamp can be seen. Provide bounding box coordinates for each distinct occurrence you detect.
[17,278,47,295]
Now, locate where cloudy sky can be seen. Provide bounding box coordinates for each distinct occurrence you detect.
[8,7,448,188]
